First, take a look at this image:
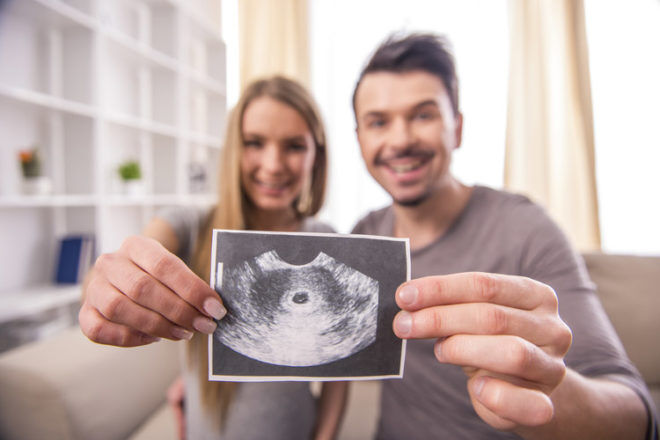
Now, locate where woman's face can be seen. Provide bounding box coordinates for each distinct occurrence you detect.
[240,96,316,214]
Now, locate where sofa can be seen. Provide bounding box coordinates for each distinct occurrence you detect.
[0,253,658,439]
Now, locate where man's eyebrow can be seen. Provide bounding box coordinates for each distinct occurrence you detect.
[361,110,387,120]
[411,100,440,110]
[361,100,440,119]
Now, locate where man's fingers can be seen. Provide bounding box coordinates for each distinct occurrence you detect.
[79,302,161,347]
[393,303,572,354]
[468,376,555,429]
[97,253,217,334]
[434,335,566,390]
[117,236,226,319]
[396,272,558,312]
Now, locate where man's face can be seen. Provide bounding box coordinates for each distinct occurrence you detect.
[355,71,462,206]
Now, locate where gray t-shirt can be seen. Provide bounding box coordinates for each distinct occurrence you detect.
[352,186,657,440]
[157,207,334,440]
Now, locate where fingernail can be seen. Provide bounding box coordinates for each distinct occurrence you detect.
[394,311,413,336]
[434,342,442,360]
[398,284,418,305]
[474,377,486,397]
[193,316,217,335]
[203,298,227,320]
[171,327,193,340]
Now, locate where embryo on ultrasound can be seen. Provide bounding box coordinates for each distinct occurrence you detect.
[215,251,379,367]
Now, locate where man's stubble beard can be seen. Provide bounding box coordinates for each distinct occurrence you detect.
[392,188,432,207]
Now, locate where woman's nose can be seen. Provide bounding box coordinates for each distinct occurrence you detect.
[261,144,285,172]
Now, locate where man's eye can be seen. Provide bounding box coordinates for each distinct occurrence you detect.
[415,111,434,120]
[368,119,386,128]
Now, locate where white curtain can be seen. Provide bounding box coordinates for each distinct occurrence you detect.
[505,0,600,251]
[238,0,310,90]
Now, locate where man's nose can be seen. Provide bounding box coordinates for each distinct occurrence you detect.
[387,118,414,150]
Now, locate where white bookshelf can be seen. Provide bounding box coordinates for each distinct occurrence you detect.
[0,0,226,302]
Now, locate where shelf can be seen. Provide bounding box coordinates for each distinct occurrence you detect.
[0,84,96,118]
[178,1,223,42]
[9,0,96,30]
[0,195,97,208]
[0,284,81,324]
[101,26,179,73]
[0,0,226,296]
[104,112,179,138]
[185,131,223,148]
[101,193,218,206]
[186,69,226,96]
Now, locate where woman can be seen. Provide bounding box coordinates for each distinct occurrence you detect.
[79,76,348,440]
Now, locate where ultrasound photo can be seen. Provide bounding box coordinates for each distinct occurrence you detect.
[208,230,410,381]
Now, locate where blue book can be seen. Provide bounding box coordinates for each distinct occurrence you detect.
[55,235,94,284]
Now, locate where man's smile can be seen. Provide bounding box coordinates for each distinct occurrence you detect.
[375,149,435,180]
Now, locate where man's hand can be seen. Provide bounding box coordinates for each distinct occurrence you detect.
[393,272,572,431]
[79,235,226,346]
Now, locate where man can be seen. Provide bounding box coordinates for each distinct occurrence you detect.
[351,33,657,439]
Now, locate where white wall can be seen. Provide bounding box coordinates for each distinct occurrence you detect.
[310,0,660,256]
[309,0,509,233]
[585,0,660,255]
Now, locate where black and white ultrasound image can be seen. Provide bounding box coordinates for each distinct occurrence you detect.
[210,230,409,381]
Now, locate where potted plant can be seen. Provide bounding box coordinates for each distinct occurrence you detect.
[18,147,52,195]
[117,160,144,196]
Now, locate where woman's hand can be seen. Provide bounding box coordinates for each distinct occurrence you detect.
[79,235,226,346]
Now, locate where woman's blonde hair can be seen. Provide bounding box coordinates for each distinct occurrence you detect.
[187,75,328,425]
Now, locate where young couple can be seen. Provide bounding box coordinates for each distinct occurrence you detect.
[80,33,656,440]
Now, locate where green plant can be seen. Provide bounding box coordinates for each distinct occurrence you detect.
[18,148,42,178]
[118,160,142,181]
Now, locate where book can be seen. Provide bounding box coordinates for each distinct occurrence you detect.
[55,235,95,284]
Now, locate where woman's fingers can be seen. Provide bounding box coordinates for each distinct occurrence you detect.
[79,302,161,347]
[85,277,204,341]
[468,375,555,430]
[117,236,226,319]
[96,252,217,334]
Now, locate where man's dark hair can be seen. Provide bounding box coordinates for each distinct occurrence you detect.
[352,33,460,116]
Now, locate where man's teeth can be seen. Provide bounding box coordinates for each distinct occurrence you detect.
[390,161,422,173]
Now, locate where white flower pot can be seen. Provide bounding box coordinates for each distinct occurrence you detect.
[22,176,52,195]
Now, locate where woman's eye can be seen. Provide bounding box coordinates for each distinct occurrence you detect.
[243,140,262,149]
[287,143,308,152]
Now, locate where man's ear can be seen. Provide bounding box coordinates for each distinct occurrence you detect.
[454,113,464,150]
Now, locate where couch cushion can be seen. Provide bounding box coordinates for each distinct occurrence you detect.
[0,326,180,440]
[582,253,660,386]
[128,402,177,440]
